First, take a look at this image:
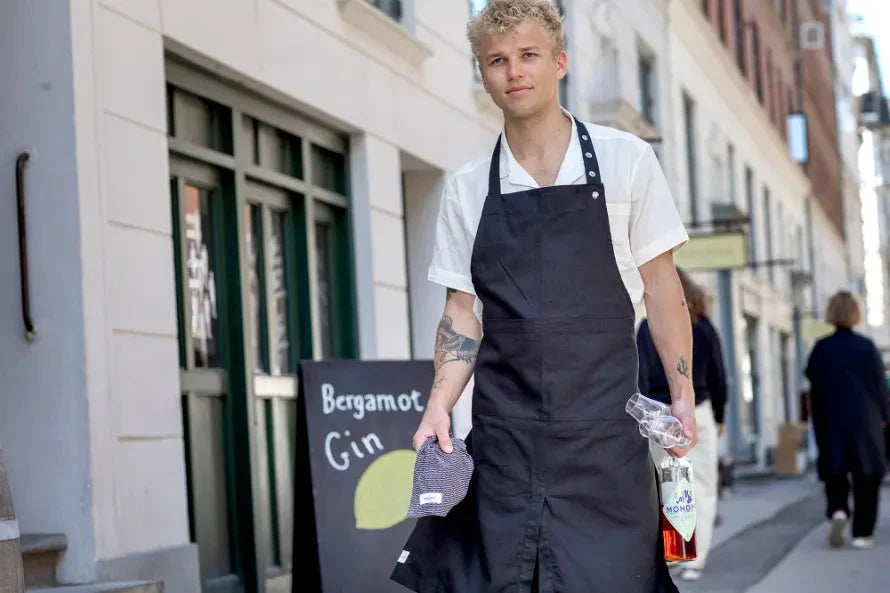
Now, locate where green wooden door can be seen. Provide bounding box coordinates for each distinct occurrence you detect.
[166,63,358,593]
[171,157,248,593]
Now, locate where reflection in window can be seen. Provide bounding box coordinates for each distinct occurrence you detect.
[168,87,232,154]
[184,185,219,368]
[244,116,304,179]
[315,222,334,359]
[269,212,291,374]
[246,204,266,373]
[311,145,347,195]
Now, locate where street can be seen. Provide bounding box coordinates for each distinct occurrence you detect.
[679,473,890,593]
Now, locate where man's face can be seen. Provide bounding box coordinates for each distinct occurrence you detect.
[477,21,567,119]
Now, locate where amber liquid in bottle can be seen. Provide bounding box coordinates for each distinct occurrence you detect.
[661,508,698,562]
[659,456,698,562]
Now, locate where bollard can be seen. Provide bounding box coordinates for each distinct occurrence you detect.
[0,447,24,593]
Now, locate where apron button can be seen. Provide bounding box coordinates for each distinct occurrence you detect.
[588,171,597,178]
[585,152,593,158]
[592,191,600,199]
[582,135,589,140]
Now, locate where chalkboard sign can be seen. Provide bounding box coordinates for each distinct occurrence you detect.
[293,360,433,593]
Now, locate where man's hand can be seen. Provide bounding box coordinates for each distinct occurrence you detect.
[413,403,453,454]
[667,399,698,458]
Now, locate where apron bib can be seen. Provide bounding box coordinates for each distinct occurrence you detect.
[392,117,677,593]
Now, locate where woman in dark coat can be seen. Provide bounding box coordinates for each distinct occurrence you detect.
[806,290,889,549]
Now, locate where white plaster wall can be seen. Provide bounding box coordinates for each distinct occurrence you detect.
[66,0,508,570]
[73,0,191,568]
[349,134,412,360]
[0,0,96,582]
[568,0,676,182]
[404,170,447,359]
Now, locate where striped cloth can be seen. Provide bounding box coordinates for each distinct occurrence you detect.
[406,435,474,518]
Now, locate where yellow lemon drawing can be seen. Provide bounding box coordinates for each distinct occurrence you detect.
[354,449,416,530]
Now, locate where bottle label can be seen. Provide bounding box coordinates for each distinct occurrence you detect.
[663,477,696,542]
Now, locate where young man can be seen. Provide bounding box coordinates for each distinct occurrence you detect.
[392,1,695,591]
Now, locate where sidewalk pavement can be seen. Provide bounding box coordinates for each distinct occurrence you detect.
[748,479,890,593]
[710,472,822,549]
[677,472,823,593]
[676,472,890,593]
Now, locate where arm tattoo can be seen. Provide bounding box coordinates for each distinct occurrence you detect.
[676,356,690,379]
[446,287,457,301]
[434,315,479,371]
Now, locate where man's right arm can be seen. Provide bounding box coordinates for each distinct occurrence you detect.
[412,288,482,453]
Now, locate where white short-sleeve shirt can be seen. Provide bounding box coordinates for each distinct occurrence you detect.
[428,112,688,319]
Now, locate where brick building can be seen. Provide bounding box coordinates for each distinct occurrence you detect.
[674,0,858,467]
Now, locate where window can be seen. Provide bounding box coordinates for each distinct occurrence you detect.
[745,166,756,262]
[779,332,791,422]
[777,201,785,266]
[711,155,724,204]
[728,143,736,205]
[638,51,656,125]
[683,93,700,224]
[774,81,781,132]
[796,225,804,271]
[734,0,745,72]
[366,0,402,21]
[752,23,763,102]
[766,51,774,121]
[763,187,773,281]
[167,63,358,591]
[555,0,569,110]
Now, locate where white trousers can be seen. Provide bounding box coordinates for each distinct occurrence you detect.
[650,399,719,571]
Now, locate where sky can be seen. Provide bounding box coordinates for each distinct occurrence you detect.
[849,0,890,93]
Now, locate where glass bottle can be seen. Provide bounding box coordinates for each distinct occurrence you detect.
[659,456,698,562]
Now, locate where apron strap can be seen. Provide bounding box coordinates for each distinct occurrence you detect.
[574,116,602,184]
[488,135,503,199]
[486,114,603,199]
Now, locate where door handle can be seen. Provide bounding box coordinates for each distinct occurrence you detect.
[16,152,36,341]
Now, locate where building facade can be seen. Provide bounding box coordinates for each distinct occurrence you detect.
[852,34,890,354]
[0,2,868,593]
[1,1,501,592]
[670,0,865,468]
[830,0,866,301]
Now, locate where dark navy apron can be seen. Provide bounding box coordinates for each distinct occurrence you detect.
[392,116,677,593]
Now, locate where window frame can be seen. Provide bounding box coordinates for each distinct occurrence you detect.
[683,92,700,225]
[638,49,657,126]
[166,58,357,362]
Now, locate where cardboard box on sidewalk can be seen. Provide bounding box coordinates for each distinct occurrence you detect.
[775,423,808,476]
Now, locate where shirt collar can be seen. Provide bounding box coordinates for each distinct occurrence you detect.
[498,108,586,188]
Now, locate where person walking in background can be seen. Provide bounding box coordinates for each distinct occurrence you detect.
[806,290,889,550]
[637,268,727,582]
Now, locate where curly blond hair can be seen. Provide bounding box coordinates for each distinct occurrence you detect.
[467,0,565,59]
